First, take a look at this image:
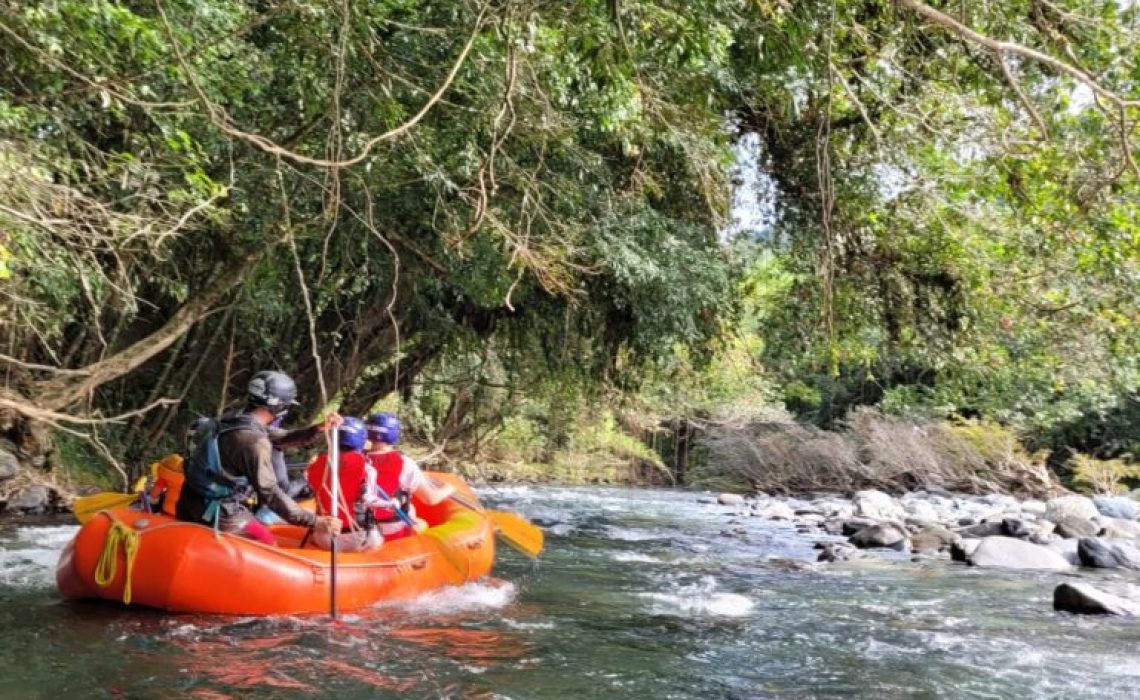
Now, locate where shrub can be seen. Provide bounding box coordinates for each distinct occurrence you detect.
[1070,454,1140,494]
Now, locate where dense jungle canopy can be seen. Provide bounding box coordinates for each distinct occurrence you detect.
[0,0,1137,488]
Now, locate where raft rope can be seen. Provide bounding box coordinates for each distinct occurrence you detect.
[93,519,141,605]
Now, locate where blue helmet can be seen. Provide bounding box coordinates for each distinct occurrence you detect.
[338,416,367,452]
[366,412,401,445]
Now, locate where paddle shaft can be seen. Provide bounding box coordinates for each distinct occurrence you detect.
[328,427,339,619]
[374,485,419,531]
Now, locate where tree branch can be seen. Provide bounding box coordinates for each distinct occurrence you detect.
[896,0,1140,109]
[34,251,261,410]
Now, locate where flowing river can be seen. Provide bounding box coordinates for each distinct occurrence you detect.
[1,485,1138,699]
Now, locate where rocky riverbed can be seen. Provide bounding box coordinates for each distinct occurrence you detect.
[708,488,1140,616]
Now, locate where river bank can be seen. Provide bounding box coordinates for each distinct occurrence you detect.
[708,487,1140,616]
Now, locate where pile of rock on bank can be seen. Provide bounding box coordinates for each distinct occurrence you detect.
[0,440,72,518]
[708,488,1140,617]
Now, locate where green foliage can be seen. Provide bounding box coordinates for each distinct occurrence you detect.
[2,0,1139,488]
[1070,454,1140,495]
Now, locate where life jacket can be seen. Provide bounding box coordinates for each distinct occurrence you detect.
[367,450,411,523]
[307,451,371,531]
[179,412,260,523]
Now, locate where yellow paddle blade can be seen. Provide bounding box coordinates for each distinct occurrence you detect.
[489,510,544,559]
[73,492,138,524]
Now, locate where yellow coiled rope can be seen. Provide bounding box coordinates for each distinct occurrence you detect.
[93,519,141,605]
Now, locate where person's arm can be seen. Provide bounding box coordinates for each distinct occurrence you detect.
[270,413,344,450]
[252,439,317,527]
[405,457,455,506]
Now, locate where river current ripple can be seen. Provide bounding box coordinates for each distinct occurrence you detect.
[1,485,1138,699]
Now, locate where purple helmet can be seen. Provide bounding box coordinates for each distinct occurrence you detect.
[365,412,401,445]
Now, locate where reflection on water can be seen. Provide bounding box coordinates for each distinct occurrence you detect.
[2,486,1140,698]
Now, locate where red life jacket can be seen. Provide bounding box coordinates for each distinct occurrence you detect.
[367,450,410,523]
[307,451,369,531]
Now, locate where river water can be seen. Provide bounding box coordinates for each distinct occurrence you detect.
[1,485,1139,699]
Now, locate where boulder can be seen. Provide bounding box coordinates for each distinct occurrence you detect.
[821,518,845,536]
[1020,499,1048,516]
[1054,515,1100,539]
[849,522,909,551]
[1000,518,1032,539]
[1045,495,1099,523]
[717,493,745,506]
[757,502,795,520]
[950,538,981,562]
[842,517,880,536]
[1046,538,1080,566]
[1054,582,1140,616]
[967,537,1072,570]
[1100,517,1140,540]
[1093,496,1138,521]
[0,447,18,482]
[853,490,905,522]
[980,493,1022,512]
[958,521,1004,538]
[1077,538,1140,570]
[8,484,51,514]
[817,542,858,563]
[1002,517,1055,541]
[902,499,943,524]
[911,525,958,553]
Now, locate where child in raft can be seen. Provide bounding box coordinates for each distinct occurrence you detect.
[305,416,384,552]
[364,413,455,539]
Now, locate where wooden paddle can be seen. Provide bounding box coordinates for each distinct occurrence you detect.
[446,491,544,559]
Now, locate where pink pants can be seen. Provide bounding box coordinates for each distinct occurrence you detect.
[240,518,277,546]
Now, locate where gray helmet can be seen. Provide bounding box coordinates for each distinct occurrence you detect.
[247,370,299,414]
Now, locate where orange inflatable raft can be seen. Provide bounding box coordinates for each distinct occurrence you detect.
[56,460,495,615]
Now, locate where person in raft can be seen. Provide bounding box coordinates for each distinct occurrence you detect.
[176,370,342,546]
[364,412,455,539]
[305,416,384,552]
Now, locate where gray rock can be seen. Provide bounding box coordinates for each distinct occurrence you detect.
[1054,582,1140,615]
[757,501,795,520]
[717,493,745,506]
[1045,496,1100,523]
[849,522,909,551]
[1002,517,1055,541]
[902,499,943,524]
[1054,515,1100,539]
[842,517,880,536]
[1077,537,1140,570]
[967,537,1072,570]
[1046,538,1080,566]
[950,538,981,562]
[822,518,845,536]
[1093,496,1138,521]
[1001,518,1032,539]
[0,448,18,481]
[911,525,958,553]
[853,490,905,522]
[1021,499,1048,515]
[817,542,858,563]
[9,484,51,514]
[1099,517,1140,540]
[958,521,1004,538]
